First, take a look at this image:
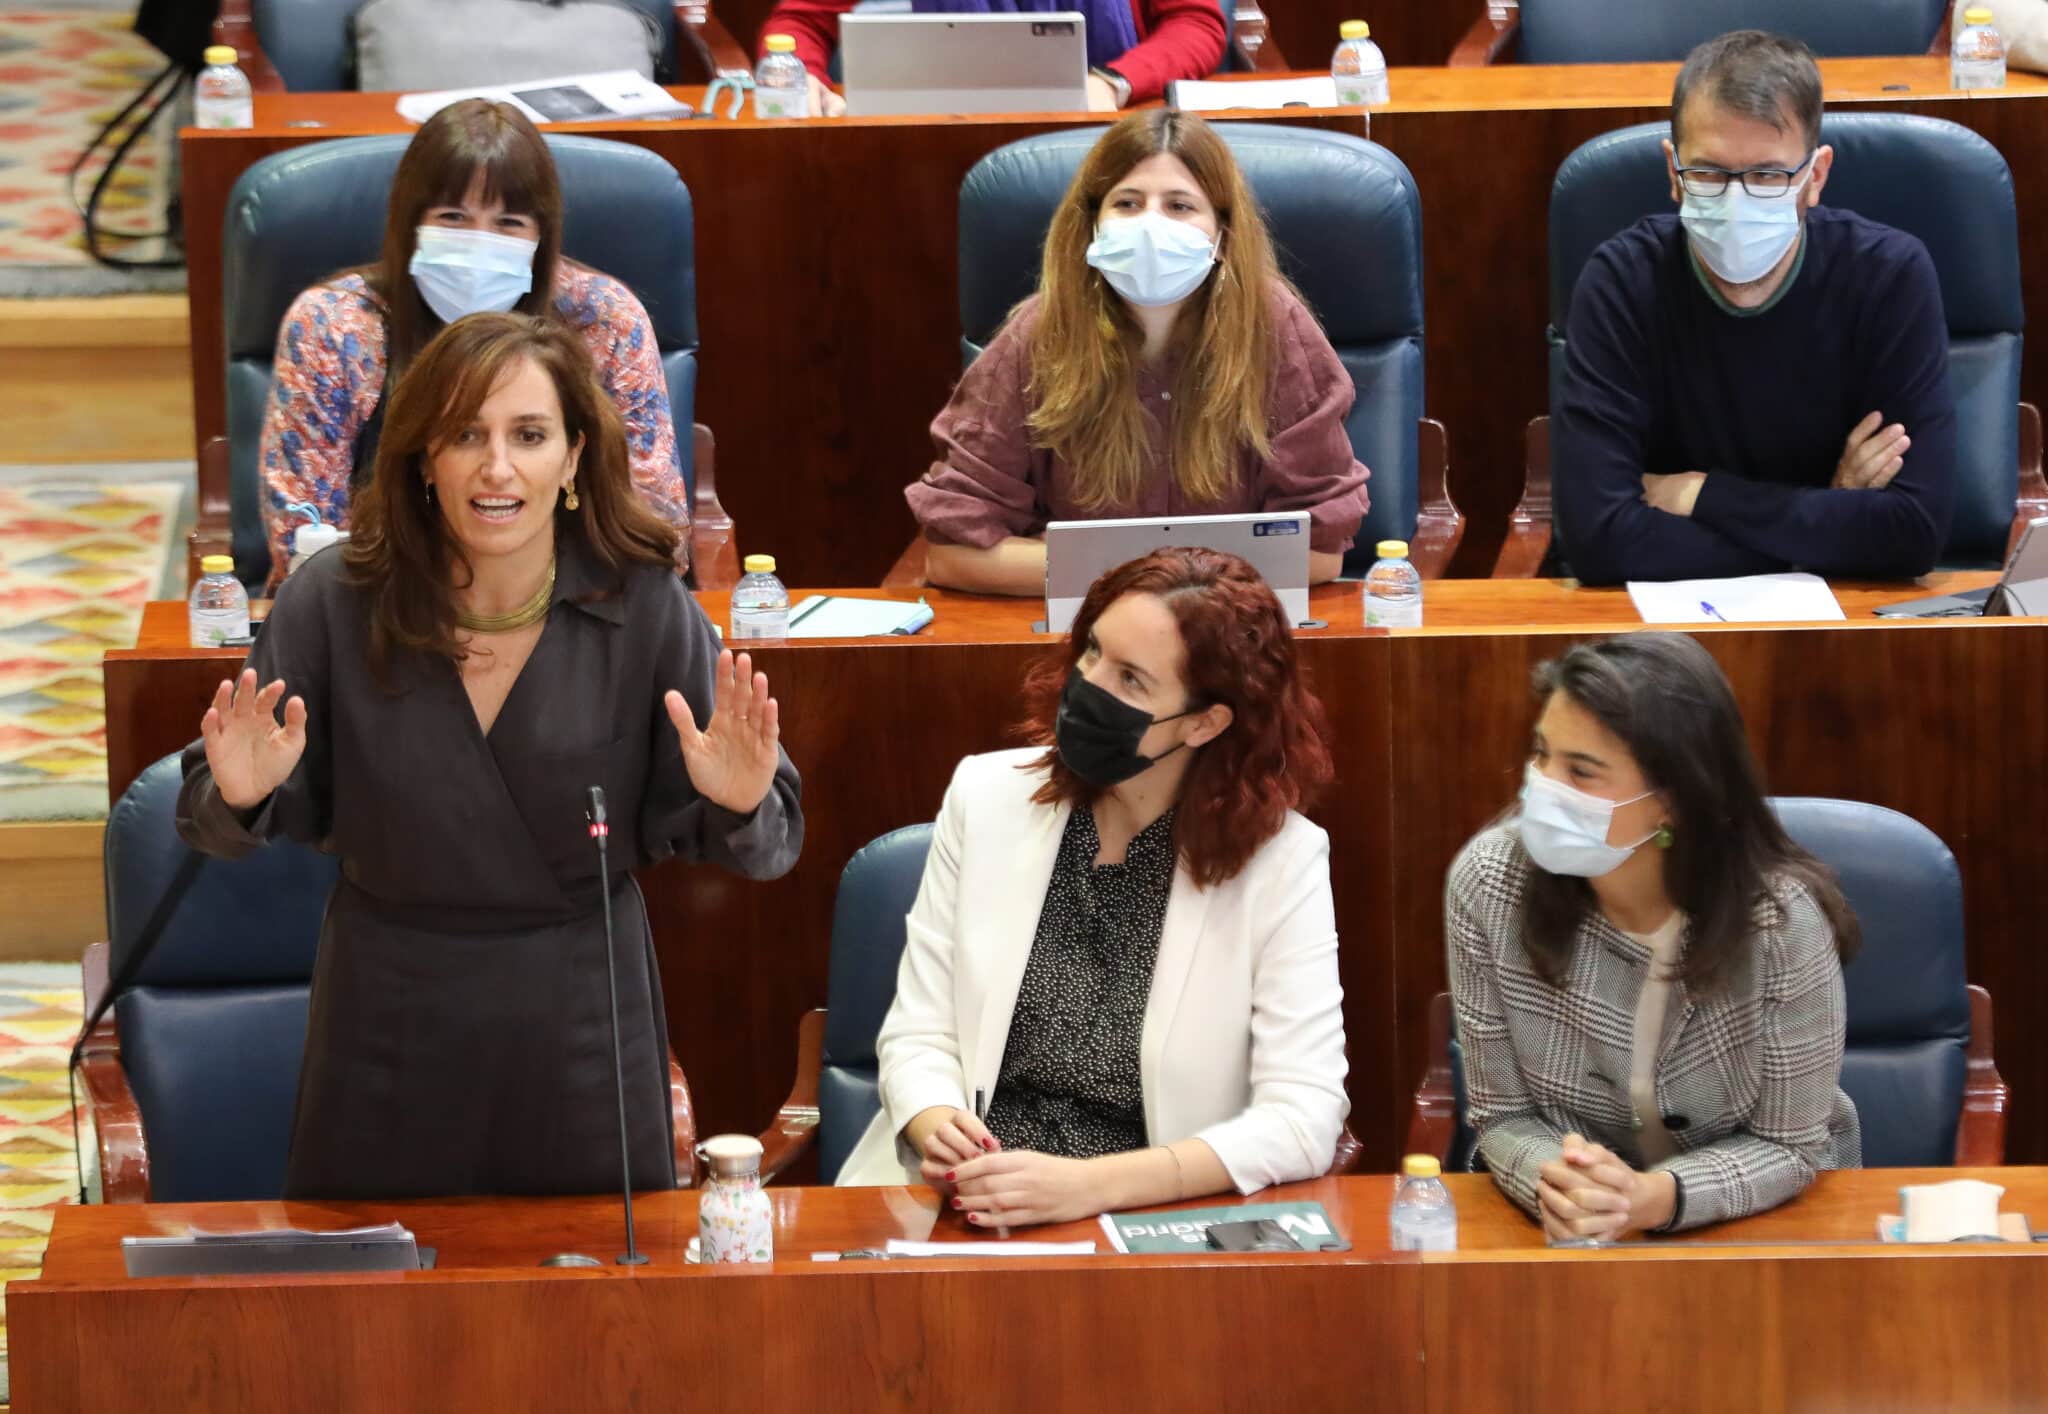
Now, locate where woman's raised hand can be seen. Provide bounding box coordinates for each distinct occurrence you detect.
[200,668,307,809]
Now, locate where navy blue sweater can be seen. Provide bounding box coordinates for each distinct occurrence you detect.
[1552,208,1955,585]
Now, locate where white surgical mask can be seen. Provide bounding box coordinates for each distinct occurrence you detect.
[1517,763,1659,879]
[409,225,538,324]
[1679,172,1808,286]
[1086,211,1218,308]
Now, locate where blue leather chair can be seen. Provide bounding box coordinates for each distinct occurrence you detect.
[81,752,709,1200]
[762,821,1366,1183]
[939,122,1460,581]
[759,824,933,1184]
[81,752,337,1203]
[1407,797,2008,1174]
[215,133,724,589]
[1454,0,1951,66]
[1498,112,2044,577]
[235,0,683,88]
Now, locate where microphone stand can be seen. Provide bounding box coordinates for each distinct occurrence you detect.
[589,786,647,1266]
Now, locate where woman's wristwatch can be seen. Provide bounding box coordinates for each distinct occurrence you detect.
[1091,65,1133,108]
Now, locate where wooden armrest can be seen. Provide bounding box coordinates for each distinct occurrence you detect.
[1449,8,1519,66]
[1928,0,1956,57]
[1955,984,2008,1166]
[758,1008,825,1183]
[882,536,930,589]
[189,435,235,587]
[2007,402,2045,564]
[687,424,742,591]
[1492,414,1553,578]
[668,1050,698,1188]
[209,0,286,92]
[1406,417,1465,579]
[1232,9,1290,73]
[673,0,753,80]
[1403,991,1458,1165]
[78,943,150,1202]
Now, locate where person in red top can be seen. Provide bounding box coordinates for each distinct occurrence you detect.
[759,0,1227,115]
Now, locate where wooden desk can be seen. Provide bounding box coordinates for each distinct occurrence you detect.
[13,1169,2048,1409]
[176,60,2048,581]
[102,574,2048,1173]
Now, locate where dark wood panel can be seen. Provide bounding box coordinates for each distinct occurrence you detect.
[1272,0,1480,67]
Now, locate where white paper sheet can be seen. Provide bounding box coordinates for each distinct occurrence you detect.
[396,71,690,125]
[883,1238,1096,1258]
[785,595,933,638]
[1899,1179,2006,1243]
[1625,573,1846,624]
[1167,77,1340,112]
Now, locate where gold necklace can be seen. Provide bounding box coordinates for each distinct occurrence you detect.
[456,557,556,634]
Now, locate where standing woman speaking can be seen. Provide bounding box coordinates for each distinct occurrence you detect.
[179,314,802,1199]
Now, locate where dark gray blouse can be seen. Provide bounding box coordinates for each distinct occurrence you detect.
[984,804,1176,1159]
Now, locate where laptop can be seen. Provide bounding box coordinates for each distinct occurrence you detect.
[1043,511,1312,634]
[1875,517,2048,618]
[839,13,1090,117]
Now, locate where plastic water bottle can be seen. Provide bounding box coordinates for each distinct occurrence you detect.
[1952,8,2006,89]
[755,35,809,119]
[1332,20,1389,106]
[194,45,254,129]
[731,554,790,639]
[1390,1154,1458,1252]
[188,554,250,647]
[1363,538,1422,628]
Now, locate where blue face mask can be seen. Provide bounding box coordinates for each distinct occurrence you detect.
[1679,170,1809,286]
[408,225,537,324]
[1085,212,1219,308]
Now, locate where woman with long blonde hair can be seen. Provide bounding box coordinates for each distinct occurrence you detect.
[908,110,1370,596]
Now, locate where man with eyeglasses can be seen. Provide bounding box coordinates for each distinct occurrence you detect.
[1552,30,1955,584]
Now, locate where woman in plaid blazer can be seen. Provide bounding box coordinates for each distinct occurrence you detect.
[1446,633,1861,1240]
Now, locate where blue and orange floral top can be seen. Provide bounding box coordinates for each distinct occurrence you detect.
[257,264,686,588]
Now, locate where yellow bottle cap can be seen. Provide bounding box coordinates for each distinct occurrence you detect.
[200,554,235,575]
[1964,7,1995,21]
[203,45,239,66]
[764,34,797,53]
[1340,20,1370,39]
[1402,1155,1442,1178]
[1376,540,1410,559]
[743,554,778,574]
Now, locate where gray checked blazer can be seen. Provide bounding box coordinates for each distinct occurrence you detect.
[1446,823,1860,1231]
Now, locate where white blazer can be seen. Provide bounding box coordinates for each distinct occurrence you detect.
[836,748,1350,1192]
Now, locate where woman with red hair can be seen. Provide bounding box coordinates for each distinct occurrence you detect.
[835,547,1349,1224]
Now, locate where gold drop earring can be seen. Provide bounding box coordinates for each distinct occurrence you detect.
[563,477,579,511]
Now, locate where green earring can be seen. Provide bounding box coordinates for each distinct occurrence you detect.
[1654,825,1675,849]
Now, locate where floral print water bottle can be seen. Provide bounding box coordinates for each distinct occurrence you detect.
[696,1134,773,1263]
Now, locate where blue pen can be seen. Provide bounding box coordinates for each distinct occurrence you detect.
[1700,601,1728,622]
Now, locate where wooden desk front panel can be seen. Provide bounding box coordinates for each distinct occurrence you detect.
[177,65,2047,581]
[15,1170,2048,1411]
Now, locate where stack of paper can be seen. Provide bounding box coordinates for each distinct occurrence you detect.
[1167,77,1341,112]
[1626,573,1846,625]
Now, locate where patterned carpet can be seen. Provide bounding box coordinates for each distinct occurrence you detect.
[0,469,187,823]
[0,962,91,1406]
[0,5,181,295]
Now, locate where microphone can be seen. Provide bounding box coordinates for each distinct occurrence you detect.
[547,787,647,1268]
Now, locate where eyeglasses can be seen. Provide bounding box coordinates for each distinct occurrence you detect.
[1674,151,1815,199]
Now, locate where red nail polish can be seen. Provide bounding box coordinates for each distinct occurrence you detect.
[967,1214,980,1225]
[951,1197,963,1210]
[982,1137,996,1151]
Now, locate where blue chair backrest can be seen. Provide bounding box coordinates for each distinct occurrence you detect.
[1448,797,1971,1171]
[818,824,934,1183]
[105,754,339,1201]
[1548,113,2022,569]
[1519,0,1949,64]
[958,123,1426,575]
[250,0,681,89]
[1773,797,1969,1168]
[223,134,698,587]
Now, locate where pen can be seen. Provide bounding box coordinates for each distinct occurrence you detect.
[972,1088,1009,1238]
[1700,601,1728,621]
[786,596,827,630]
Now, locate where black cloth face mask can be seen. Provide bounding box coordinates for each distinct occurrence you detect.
[1054,667,1198,788]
